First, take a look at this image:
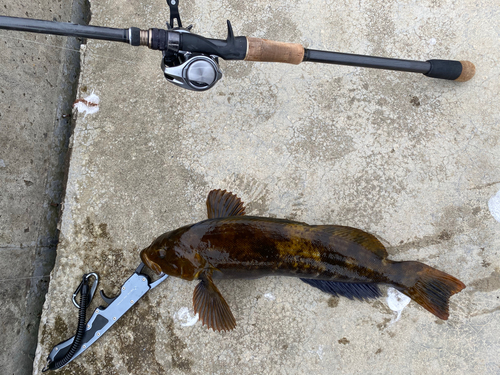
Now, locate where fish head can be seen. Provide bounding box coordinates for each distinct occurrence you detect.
[140,230,204,280]
[140,246,163,275]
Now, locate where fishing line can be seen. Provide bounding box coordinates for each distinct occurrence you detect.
[0,275,50,282]
[0,33,135,63]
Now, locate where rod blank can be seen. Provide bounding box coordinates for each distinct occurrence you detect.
[0,15,129,43]
[303,49,475,81]
[304,49,431,74]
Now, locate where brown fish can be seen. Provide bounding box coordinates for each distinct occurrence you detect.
[140,189,465,331]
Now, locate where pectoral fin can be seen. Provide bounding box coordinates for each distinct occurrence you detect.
[193,273,236,331]
[206,189,246,219]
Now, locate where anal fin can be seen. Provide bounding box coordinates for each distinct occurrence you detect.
[301,278,381,301]
[193,273,236,331]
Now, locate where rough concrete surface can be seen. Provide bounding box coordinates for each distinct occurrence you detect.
[31,0,499,374]
[0,0,86,374]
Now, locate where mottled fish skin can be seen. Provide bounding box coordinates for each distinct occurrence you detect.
[143,216,394,283]
[140,189,465,331]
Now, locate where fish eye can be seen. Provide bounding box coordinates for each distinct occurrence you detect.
[158,249,167,259]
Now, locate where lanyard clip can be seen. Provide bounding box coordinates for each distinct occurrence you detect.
[72,273,98,309]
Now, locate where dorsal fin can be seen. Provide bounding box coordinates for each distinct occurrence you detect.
[206,189,246,219]
[318,225,388,259]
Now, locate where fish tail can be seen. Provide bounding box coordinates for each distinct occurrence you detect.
[395,261,465,320]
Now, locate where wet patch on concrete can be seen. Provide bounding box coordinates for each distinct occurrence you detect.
[376,318,393,331]
[410,96,421,107]
[327,297,339,308]
[338,337,350,345]
[470,270,500,293]
[388,229,456,254]
[114,294,166,374]
[164,317,194,372]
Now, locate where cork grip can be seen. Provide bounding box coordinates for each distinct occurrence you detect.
[455,61,475,82]
[244,37,305,65]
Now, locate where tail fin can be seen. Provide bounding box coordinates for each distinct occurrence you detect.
[398,262,466,320]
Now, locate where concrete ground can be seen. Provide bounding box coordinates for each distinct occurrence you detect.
[0,1,88,374]
[5,0,497,374]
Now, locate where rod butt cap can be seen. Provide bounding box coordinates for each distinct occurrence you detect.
[455,61,475,82]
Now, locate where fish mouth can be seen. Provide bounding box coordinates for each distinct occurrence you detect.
[140,249,162,275]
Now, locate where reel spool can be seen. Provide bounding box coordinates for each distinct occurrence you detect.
[162,53,222,91]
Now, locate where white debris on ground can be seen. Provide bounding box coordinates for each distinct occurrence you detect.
[73,92,100,117]
[263,292,276,301]
[316,345,324,360]
[175,307,199,327]
[488,190,500,223]
[308,345,324,360]
[386,287,411,323]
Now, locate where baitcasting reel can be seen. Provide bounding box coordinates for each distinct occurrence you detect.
[161,1,223,91]
[161,24,223,91]
[162,52,222,91]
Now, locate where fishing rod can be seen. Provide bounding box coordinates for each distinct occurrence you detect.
[0,0,475,92]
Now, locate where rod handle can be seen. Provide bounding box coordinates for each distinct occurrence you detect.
[244,37,304,64]
[424,59,475,81]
